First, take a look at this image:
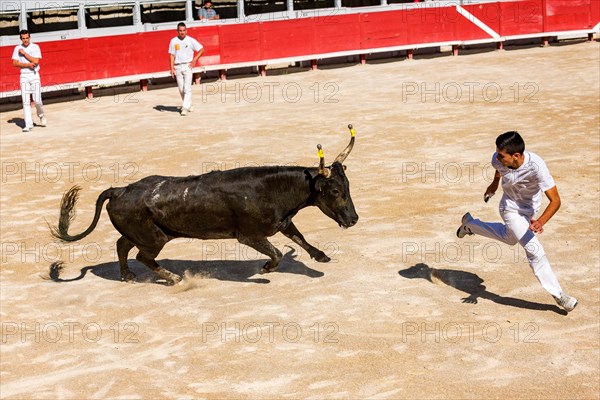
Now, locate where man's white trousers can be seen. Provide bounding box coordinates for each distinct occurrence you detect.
[466,209,563,298]
[174,64,193,111]
[20,73,44,128]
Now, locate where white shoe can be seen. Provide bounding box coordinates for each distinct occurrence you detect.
[22,126,32,133]
[554,293,578,312]
[180,108,188,116]
[39,115,47,127]
[188,105,194,112]
[456,212,474,238]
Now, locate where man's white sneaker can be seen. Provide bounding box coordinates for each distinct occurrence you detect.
[22,127,31,133]
[180,108,188,116]
[456,212,474,238]
[39,116,47,127]
[188,105,194,112]
[554,293,578,312]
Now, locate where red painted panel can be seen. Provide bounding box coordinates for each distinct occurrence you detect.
[0,44,21,93]
[463,3,502,36]
[404,7,456,44]
[260,19,314,59]
[138,30,176,74]
[545,0,593,31]
[187,26,221,66]
[218,23,262,63]
[592,0,600,27]
[40,39,88,86]
[360,11,409,49]
[498,0,544,36]
[312,14,361,54]
[454,7,496,41]
[86,34,142,80]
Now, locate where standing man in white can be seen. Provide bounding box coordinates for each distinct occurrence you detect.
[168,22,204,116]
[12,30,47,133]
[456,131,578,312]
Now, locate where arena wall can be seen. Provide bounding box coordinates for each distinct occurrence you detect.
[0,0,598,99]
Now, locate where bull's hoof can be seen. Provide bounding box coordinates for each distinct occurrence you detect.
[313,251,331,263]
[121,271,137,283]
[165,274,182,286]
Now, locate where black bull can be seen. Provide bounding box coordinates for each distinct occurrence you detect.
[51,128,358,285]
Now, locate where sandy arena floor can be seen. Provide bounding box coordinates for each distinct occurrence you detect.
[1,40,599,399]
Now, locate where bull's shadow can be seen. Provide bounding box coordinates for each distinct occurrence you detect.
[398,263,566,315]
[50,247,324,285]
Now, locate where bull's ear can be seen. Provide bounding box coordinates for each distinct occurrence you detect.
[303,169,312,181]
[315,176,326,192]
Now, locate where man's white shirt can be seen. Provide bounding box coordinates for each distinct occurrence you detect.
[168,36,202,64]
[492,150,556,215]
[12,43,41,75]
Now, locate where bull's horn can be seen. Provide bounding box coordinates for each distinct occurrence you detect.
[333,124,356,164]
[317,144,331,178]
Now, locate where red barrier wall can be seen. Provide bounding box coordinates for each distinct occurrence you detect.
[544,0,595,31]
[219,23,260,63]
[497,0,545,36]
[462,3,502,36]
[313,15,361,54]
[1,0,597,95]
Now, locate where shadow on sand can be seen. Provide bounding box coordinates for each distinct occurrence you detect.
[398,263,566,315]
[48,247,324,285]
[153,105,181,113]
[7,117,26,129]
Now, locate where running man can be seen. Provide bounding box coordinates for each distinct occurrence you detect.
[456,131,577,312]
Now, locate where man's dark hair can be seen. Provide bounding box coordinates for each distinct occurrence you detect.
[496,131,525,155]
[177,22,186,29]
[19,29,30,37]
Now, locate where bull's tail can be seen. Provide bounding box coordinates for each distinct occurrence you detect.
[50,185,116,242]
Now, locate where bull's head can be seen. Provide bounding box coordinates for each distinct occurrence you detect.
[313,125,359,229]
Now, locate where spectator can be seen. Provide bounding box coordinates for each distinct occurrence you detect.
[12,30,47,133]
[199,0,219,21]
[168,22,204,116]
[456,131,578,313]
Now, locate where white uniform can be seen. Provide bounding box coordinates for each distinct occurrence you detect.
[168,36,203,111]
[12,42,45,129]
[465,151,563,298]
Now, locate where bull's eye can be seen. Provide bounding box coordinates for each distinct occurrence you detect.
[331,188,341,197]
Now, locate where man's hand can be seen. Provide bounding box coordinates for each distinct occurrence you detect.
[18,49,34,63]
[529,218,544,234]
[531,186,561,234]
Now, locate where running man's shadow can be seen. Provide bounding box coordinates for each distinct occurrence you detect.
[7,117,26,129]
[153,105,181,113]
[7,117,47,129]
[398,263,566,315]
[47,247,324,285]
